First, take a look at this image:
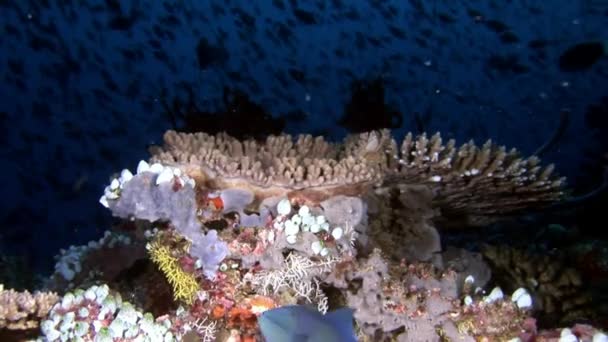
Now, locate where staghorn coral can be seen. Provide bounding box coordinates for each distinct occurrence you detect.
[482,244,596,326]
[150,129,565,227]
[0,284,59,330]
[148,241,200,305]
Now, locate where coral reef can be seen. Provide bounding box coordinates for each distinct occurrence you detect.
[150,129,565,226]
[39,284,175,341]
[482,244,599,327]
[5,129,607,341]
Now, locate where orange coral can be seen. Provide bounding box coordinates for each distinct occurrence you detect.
[246,295,276,315]
[211,304,226,319]
[208,196,224,210]
[227,306,257,331]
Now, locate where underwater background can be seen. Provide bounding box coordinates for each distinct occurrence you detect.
[1,1,608,341]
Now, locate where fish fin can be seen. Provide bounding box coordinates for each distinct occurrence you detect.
[259,307,300,341]
[325,308,357,341]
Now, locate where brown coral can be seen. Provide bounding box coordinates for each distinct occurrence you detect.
[482,244,595,326]
[0,285,59,330]
[150,130,385,207]
[385,132,566,226]
[365,184,441,262]
[150,129,565,227]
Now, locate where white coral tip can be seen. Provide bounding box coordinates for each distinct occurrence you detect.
[277,199,291,216]
[290,214,302,225]
[120,169,133,183]
[464,275,475,284]
[515,294,532,309]
[511,288,532,309]
[110,178,120,190]
[136,160,150,174]
[156,168,174,185]
[284,220,299,236]
[331,227,343,240]
[298,205,310,217]
[149,163,164,174]
[105,189,119,200]
[311,241,322,255]
[484,287,503,303]
[559,328,577,342]
[285,234,297,244]
[99,195,109,208]
[320,247,329,257]
[315,215,326,225]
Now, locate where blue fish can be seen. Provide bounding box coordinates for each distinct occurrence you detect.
[258,305,357,342]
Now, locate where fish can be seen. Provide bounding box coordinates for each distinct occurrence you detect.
[559,41,607,72]
[258,305,357,342]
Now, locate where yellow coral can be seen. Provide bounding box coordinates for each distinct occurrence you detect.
[148,241,199,305]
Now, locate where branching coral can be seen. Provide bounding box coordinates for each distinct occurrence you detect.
[482,244,596,326]
[77,128,596,342]
[388,132,566,226]
[0,285,59,330]
[148,241,199,305]
[150,129,565,227]
[246,253,337,313]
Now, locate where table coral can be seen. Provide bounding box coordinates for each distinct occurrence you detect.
[151,130,565,226]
